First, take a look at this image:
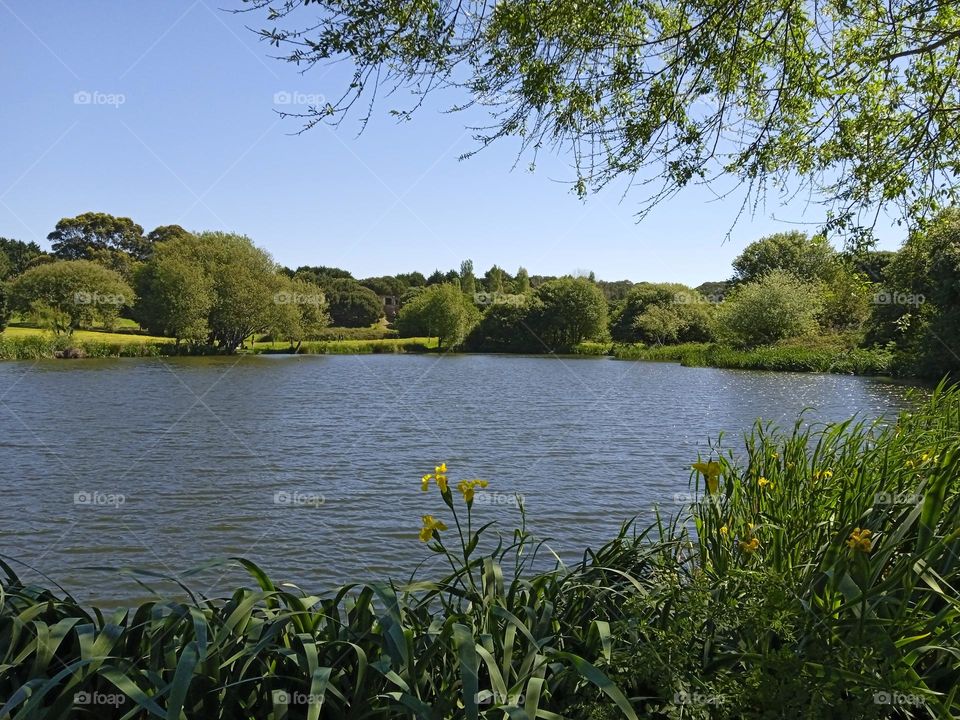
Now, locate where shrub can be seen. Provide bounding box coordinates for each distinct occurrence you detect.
[717,270,822,347]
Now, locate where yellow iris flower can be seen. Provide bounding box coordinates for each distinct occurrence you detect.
[456,479,489,502]
[846,527,873,553]
[692,461,722,494]
[421,463,449,493]
[758,476,771,488]
[739,537,760,554]
[419,514,448,542]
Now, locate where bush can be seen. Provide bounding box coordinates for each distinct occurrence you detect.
[717,270,822,347]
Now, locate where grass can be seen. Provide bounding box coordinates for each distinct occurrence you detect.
[2,324,173,345]
[611,340,896,375]
[1,384,958,718]
[0,325,434,359]
[252,337,437,354]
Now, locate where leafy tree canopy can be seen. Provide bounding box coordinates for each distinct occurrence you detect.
[9,260,133,335]
[244,0,960,239]
[48,212,149,261]
[396,283,480,348]
[732,232,837,285]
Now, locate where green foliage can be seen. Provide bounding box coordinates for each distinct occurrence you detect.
[612,341,894,375]
[245,0,960,236]
[360,275,407,297]
[145,224,193,246]
[465,298,541,353]
[8,260,133,335]
[718,271,823,347]
[320,279,384,327]
[135,251,214,343]
[0,237,45,277]
[610,283,715,345]
[732,232,837,285]
[528,277,608,351]
[866,209,960,378]
[47,212,149,262]
[396,283,480,349]
[136,231,284,351]
[269,276,331,344]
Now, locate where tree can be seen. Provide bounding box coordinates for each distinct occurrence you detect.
[610,283,715,344]
[137,231,282,352]
[48,212,149,261]
[293,266,354,286]
[146,225,193,246]
[360,275,407,297]
[528,277,608,351]
[9,260,133,335]
[0,237,43,277]
[135,253,214,343]
[513,267,531,294]
[483,265,509,293]
[459,260,476,298]
[320,278,383,327]
[717,271,822,347]
[245,0,960,238]
[396,271,427,287]
[396,283,480,349]
[866,209,960,377]
[465,297,541,353]
[732,232,837,286]
[270,276,331,346]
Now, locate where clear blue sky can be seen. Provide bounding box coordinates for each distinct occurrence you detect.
[0,1,905,285]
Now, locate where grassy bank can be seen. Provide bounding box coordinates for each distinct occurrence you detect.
[253,337,436,354]
[0,326,435,359]
[2,385,958,718]
[610,340,895,375]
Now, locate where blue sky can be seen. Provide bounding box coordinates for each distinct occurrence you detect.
[0,1,905,285]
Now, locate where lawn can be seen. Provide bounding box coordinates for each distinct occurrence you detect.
[2,324,173,344]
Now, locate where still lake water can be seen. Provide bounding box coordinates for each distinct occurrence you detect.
[0,354,920,603]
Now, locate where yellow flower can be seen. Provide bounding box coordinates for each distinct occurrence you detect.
[421,463,450,493]
[846,527,873,553]
[905,459,915,469]
[692,461,721,494]
[419,514,448,542]
[813,469,834,481]
[739,537,760,554]
[456,479,489,503]
[758,476,771,488]
[720,525,729,537]
[769,452,779,460]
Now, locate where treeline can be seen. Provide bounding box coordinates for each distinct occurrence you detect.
[1,210,958,376]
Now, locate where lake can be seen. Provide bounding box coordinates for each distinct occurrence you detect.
[0,354,920,604]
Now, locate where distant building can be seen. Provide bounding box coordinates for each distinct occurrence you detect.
[381,295,399,321]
